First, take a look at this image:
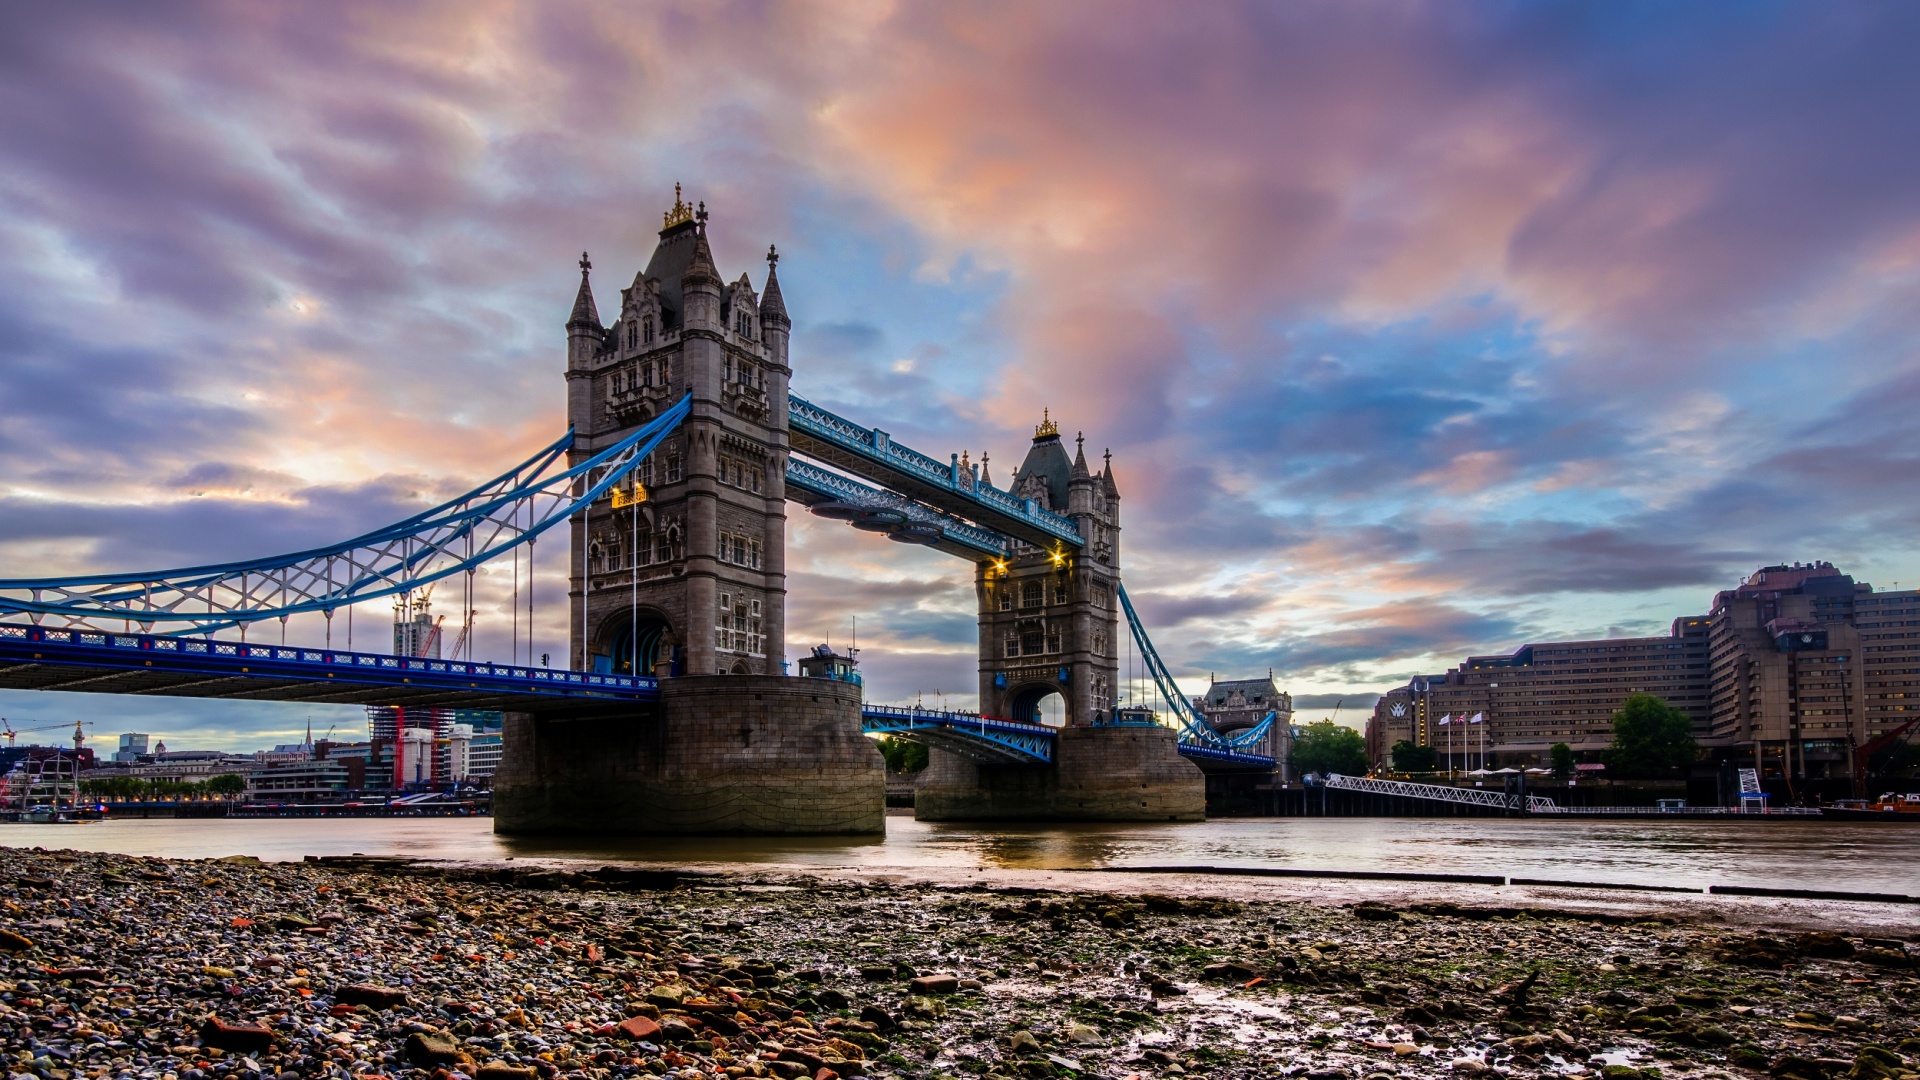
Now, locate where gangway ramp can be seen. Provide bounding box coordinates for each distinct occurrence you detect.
[1323,773,1560,813]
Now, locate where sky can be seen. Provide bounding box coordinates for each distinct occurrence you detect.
[4,1,1920,751]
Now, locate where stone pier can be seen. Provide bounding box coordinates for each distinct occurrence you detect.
[912,723,1205,822]
[493,675,885,835]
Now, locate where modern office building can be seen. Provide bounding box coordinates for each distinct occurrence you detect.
[1366,562,1916,784]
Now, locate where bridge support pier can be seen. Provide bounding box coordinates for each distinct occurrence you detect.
[913,724,1204,822]
[493,675,885,835]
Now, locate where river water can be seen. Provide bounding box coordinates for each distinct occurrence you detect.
[2,815,1914,895]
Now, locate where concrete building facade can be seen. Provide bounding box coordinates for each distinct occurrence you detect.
[1365,561,1920,784]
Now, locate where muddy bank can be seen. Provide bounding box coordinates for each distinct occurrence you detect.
[1,848,1916,1080]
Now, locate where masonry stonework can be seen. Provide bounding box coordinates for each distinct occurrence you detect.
[492,676,884,835]
[913,724,1204,822]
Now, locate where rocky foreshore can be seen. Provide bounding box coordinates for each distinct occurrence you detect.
[2,848,1916,1080]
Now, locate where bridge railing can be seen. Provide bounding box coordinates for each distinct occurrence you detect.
[788,394,1083,547]
[1177,743,1278,768]
[1323,772,1559,813]
[0,623,658,699]
[860,704,1056,764]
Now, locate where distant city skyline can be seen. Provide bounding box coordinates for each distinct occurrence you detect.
[5,4,1920,742]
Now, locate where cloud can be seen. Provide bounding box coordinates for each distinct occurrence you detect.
[4,1,1920,742]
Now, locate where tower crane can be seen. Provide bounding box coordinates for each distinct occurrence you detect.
[1853,717,1920,796]
[0,719,94,749]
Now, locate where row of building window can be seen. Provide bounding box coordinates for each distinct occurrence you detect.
[590,527,684,573]
[719,532,762,570]
[612,357,672,392]
[719,456,763,493]
[723,355,767,391]
[1006,628,1063,657]
[623,317,658,350]
[637,454,683,486]
[999,580,1070,611]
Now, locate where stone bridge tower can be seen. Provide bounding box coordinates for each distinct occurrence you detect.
[975,414,1123,725]
[498,189,882,838]
[563,190,792,678]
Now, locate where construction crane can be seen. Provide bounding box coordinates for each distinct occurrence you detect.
[1327,698,1344,724]
[1853,717,1920,796]
[445,611,475,662]
[1,719,92,748]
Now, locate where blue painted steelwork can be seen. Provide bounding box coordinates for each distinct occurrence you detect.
[1115,583,1278,769]
[0,395,693,634]
[788,394,1082,549]
[860,704,1054,765]
[784,460,1013,558]
[1178,742,1283,769]
[0,623,657,701]
[1229,711,1278,749]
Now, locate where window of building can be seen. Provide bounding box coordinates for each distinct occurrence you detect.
[998,587,1012,611]
[720,532,762,570]
[1022,629,1044,655]
[643,317,655,344]
[1052,582,1068,605]
[1005,633,1020,657]
[716,593,764,656]
[1021,581,1043,609]
[666,454,682,483]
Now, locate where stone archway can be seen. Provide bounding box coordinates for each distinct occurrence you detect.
[599,608,674,676]
[1009,682,1069,727]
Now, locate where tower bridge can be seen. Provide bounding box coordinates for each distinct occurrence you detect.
[0,188,1279,833]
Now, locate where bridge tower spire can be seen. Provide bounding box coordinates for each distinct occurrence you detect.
[563,189,790,679]
[974,411,1122,728]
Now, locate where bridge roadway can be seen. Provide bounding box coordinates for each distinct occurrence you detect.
[0,623,655,716]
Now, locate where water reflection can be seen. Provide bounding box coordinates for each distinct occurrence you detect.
[1,815,1913,893]
[497,830,886,865]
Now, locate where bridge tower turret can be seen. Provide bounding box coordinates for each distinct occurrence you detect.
[975,414,1121,727]
[564,187,790,679]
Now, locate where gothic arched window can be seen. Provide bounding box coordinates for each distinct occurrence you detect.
[643,317,655,344]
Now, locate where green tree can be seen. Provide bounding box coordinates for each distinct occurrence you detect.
[875,736,929,774]
[1389,739,1438,773]
[205,773,248,798]
[1550,742,1575,780]
[1290,720,1369,777]
[1604,694,1697,778]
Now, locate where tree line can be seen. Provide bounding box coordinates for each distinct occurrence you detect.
[77,773,248,800]
[872,693,1717,782]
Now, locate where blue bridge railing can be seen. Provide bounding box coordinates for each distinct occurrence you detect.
[861,704,1055,764]
[0,623,658,701]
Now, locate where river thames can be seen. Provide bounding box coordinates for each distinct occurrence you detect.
[2,815,1913,894]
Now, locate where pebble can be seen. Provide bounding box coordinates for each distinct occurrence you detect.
[1,847,1915,1080]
